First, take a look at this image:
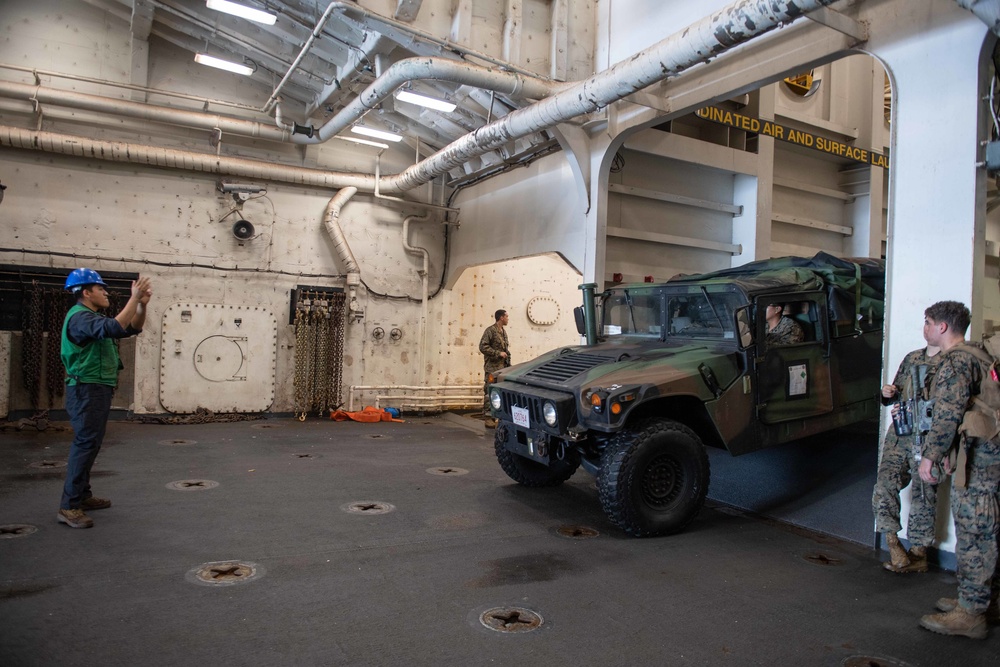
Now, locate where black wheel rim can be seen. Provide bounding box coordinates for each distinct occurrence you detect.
[641,452,683,509]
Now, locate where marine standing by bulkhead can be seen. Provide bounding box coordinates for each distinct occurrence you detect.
[480,309,511,426]
[915,301,1000,640]
[873,344,941,574]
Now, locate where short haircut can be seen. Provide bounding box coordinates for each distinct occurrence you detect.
[925,300,971,336]
[494,309,507,322]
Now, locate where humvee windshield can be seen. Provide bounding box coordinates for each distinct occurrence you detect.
[601,286,745,340]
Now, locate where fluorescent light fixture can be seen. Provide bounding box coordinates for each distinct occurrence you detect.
[206,0,277,25]
[194,53,254,76]
[338,136,390,150]
[395,90,457,113]
[351,125,403,142]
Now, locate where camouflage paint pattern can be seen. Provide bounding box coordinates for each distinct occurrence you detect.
[922,344,1000,613]
[872,347,939,543]
[492,254,884,457]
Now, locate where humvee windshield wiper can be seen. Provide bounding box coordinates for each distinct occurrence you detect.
[624,290,638,333]
[700,286,724,330]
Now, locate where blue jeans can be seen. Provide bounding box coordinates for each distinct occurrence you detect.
[61,383,114,510]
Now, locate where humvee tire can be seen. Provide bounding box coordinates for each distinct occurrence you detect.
[597,418,710,537]
[494,423,580,487]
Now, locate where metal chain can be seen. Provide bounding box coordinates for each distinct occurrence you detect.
[315,296,330,413]
[293,291,309,420]
[291,289,347,419]
[21,281,43,410]
[330,292,346,410]
[45,288,67,408]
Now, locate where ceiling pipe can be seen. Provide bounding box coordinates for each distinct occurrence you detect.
[297,57,563,143]
[955,0,1000,35]
[264,1,553,112]
[2,0,846,196]
[379,0,844,193]
[0,57,561,147]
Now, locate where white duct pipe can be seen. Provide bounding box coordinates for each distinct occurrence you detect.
[0,125,386,190]
[956,0,1000,35]
[381,0,842,192]
[349,384,481,411]
[264,2,550,112]
[402,213,433,384]
[307,57,560,143]
[3,0,842,196]
[323,187,362,317]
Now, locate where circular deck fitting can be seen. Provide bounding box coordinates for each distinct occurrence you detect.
[802,552,843,567]
[158,438,198,446]
[426,466,469,476]
[341,501,395,515]
[166,479,219,491]
[555,525,600,539]
[28,460,66,470]
[0,524,38,539]
[479,607,543,633]
[186,560,263,587]
[843,656,914,667]
[251,423,281,430]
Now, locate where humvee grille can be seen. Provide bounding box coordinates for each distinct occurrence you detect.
[522,353,615,384]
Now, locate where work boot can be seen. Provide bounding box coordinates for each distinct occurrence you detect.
[937,598,1000,623]
[882,533,911,572]
[901,545,929,573]
[57,508,94,529]
[80,496,111,511]
[920,606,988,639]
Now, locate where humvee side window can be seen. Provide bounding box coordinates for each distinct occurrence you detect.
[667,291,743,340]
[602,289,662,337]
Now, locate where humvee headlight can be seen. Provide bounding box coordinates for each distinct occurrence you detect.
[542,401,557,426]
[589,391,604,413]
[490,389,502,410]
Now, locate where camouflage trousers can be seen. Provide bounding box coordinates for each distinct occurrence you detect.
[952,463,1000,614]
[872,429,938,545]
[483,373,492,417]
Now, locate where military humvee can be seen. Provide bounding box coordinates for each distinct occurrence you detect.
[488,253,885,537]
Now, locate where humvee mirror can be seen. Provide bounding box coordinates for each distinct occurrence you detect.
[573,306,586,335]
[735,306,753,348]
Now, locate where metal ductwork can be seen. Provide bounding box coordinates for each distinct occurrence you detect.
[956,0,1000,36]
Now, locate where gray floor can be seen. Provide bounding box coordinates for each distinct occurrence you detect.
[1,416,997,667]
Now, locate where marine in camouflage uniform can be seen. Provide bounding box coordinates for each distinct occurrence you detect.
[872,347,939,572]
[917,301,1000,639]
[764,313,805,346]
[480,310,511,418]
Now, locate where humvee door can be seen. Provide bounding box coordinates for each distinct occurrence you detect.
[754,293,833,424]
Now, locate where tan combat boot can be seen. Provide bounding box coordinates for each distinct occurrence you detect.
[881,533,911,573]
[902,545,929,573]
[937,597,1000,624]
[920,606,988,639]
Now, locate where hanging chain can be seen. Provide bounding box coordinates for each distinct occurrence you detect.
[45,288,67,409]
[291,288,347,419]
[21,281,44,411]
[293,290,309,420]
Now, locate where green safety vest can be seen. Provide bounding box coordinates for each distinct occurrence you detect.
[60,303,122,387]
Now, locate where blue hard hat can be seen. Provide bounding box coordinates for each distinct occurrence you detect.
[64,268,107,292]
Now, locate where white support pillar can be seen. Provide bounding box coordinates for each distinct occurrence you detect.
[874,7,992,552]
[732,85,776,266]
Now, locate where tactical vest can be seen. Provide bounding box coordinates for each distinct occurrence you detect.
[60,304,122,387]
[951,338,1000,443]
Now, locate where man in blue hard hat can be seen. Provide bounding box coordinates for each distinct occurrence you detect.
[58,268,153,529]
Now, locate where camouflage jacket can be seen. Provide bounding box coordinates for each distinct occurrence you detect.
[479,323,511,373]
[882,347,937,405]
[923,342,1000,466]
[765,316,804,345]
